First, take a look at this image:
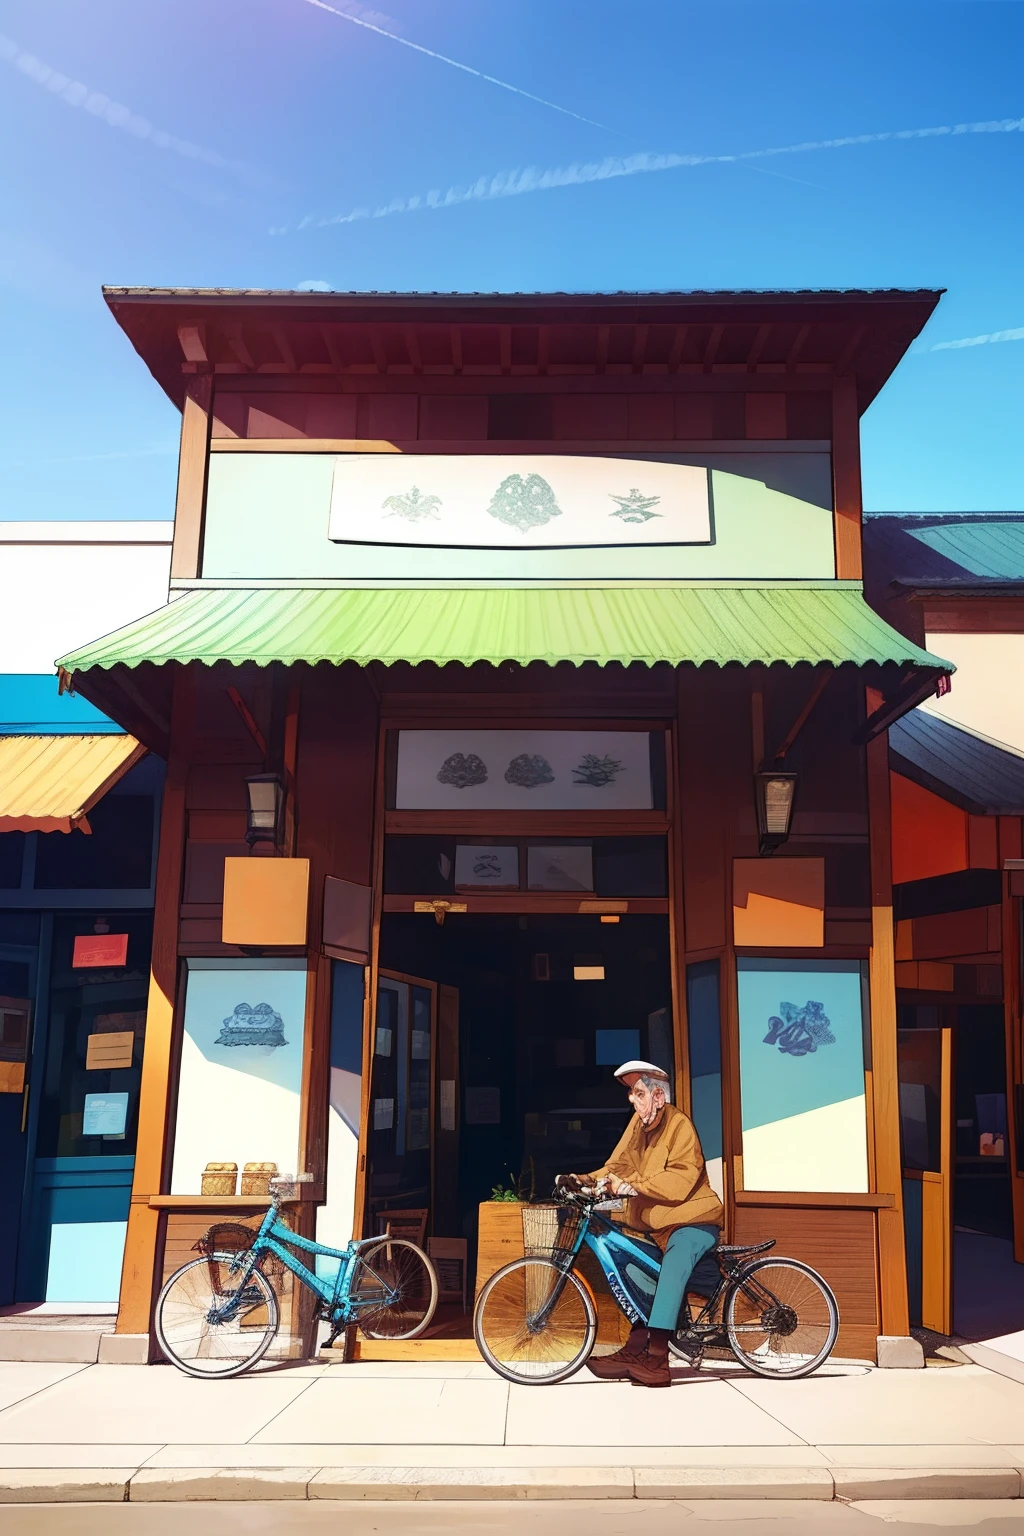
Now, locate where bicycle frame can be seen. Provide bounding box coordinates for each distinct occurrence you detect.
[213,1203,400,1326]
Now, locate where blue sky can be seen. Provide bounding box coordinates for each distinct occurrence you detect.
[0,0,1020,521]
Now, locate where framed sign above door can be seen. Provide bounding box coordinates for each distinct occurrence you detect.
[395,730,655,811]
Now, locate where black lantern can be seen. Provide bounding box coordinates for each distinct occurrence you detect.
[244,773,285,848]
[754,768,798,855]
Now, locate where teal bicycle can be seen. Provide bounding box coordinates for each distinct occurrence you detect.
[155,1177,438,1378]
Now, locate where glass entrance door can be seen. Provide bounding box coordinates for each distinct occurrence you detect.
[365,972,437,1240]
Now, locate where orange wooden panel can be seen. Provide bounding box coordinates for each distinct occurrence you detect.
[732,857,825,947]
[911,907,997,960]
[967,815,999,869]
[890,772,968,885]
[221,857,310,946]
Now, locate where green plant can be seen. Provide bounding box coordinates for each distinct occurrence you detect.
[488,1182,520,1202]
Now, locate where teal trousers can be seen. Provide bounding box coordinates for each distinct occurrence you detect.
[647,1223,719,1331]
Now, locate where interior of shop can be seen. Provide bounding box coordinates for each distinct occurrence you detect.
[368,910,674,1278]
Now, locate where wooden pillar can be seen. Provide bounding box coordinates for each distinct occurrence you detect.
[170,374,213,582]
[115,669,191,1337]
[667,703,690,1113]
[865,695,910,1336]
[999,818,1024,1263]
[832,375,864,581]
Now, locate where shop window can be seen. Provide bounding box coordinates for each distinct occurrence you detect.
[384,837,456,895]
[33,797,154,890]
[736,958,869,1194]
[383,835,668,898]
[169,960,308,1195]
[0,833,25,889]
[686,961,724,1200]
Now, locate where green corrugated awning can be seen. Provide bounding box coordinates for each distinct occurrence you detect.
[58,584,951,675]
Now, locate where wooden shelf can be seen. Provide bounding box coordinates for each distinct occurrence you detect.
[734,1190,895,1209]
[148,1193,319,1210]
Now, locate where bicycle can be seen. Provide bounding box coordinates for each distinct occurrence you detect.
[473,1183,839,1386]
[155,1176,438,1378]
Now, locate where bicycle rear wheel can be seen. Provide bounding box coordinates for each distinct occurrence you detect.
[474,1257,597,1385]
[724,1257,839,1379]
[154,1254,279,1378]
[353,1239,438,1340]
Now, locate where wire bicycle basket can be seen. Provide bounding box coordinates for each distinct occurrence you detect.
[521,1203,586,1268]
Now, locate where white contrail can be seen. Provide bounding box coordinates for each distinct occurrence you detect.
[0,33,257,181]
[277,114,1024,234]
[927,326,1024,350]
[297,0,610,131]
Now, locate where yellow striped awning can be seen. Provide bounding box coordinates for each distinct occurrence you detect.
[0,735,146,833]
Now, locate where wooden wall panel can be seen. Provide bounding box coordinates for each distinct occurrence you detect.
[679,670,750,953]
[890,773,968,885]
[732,1205,878,1362]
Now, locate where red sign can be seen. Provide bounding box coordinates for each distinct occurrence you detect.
[73,934,129,969]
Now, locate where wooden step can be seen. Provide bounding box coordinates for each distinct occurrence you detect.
[349,1336,484,1362]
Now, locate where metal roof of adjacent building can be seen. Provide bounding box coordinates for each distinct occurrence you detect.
[890,708,1024,815]
[863,512,1024,589]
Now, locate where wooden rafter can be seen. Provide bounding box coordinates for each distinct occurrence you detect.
[667,325,688,372]
[369,329,389,374]
[321,325,345,374]
[836,324,866,376]
[449,325,463,372]
[702,323,724,371]
[747,323,772,370]
[404,328,422,374]
[271,325,296,372]
[224,323,254,371]
[631,323,649,373]
[787,324,811,369]
[769,669,832,763]
[177,323,207,363]
[595,324,610,374]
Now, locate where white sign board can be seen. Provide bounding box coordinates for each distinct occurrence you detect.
[329,456,711,548]
[395,730,653,810]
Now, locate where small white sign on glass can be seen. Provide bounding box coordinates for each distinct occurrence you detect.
[527,845,594,892]
[454,844,520,889]
[329,455,712,549]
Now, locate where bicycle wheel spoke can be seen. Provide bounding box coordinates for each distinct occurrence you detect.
[474,1258,595,1385]
[725,1260,838,1379]
[354,1241,438,1341]
[155,1256,280,1378]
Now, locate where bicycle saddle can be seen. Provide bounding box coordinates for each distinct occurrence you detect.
[715,1238,776,1256]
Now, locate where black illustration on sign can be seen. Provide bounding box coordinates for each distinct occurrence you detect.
[437,752,488,790]
[473,854,503,879]
[609,488,662,524]
[381,486,442,523]
[572,753,624,788]
[487,474,562,533]
[216,1002,288,1049]
[504,753,555,789]
[763,1000,835,1058]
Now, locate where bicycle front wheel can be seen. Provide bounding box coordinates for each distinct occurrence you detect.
[353,1239,438,1340]
[474,1257,597,1385]
[724,1257,839,1379]
[154,1254,280,1378]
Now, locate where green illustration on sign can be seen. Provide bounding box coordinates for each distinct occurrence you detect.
[609,488,662,524]
[487,474,562,533]
[381,486,442,522]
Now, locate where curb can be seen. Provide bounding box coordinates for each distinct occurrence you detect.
[0,1465,1021,1503]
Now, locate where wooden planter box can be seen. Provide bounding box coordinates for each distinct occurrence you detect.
[474,1201,629,1349]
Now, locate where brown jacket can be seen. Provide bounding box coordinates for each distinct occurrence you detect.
[590,1103,724,1248]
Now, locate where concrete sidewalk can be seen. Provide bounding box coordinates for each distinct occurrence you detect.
[0,1355,1023,1503]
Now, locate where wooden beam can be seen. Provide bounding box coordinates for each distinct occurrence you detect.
[177,323,207,363]
[449,326,463,373]
[667,325,689,373]
[702,324,724,372]
[771,669,831,762]
[271,325,297,372]
[500,326,512,375]
[595,324,610,374]
[999,822,1024,1262]
[536,326,549,376]
[836,324,866,376]
[227,685,268,759]
[747,323,772,371]
[865,697,911,1340]
[832,373,864,579]
[322,326,345,375]
[170,374,212,581]
[787,324,811,369]
[369,329,389,375]
[631,323,649,374]
[115,669,191,1342]
[404,329,423,374]
[224,324,254,371]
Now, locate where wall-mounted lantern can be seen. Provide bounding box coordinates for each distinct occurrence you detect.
[244,773,285,849]
[754,768,798,855]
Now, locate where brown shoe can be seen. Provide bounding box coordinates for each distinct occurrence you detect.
[627,1328,672,1388]
[586,1326,649,1380]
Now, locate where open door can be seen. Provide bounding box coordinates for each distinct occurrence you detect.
[365,971,436,1240]
[898,1026,954,1334]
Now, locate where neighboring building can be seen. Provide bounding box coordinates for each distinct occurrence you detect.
[57,287,960,1365]
[864,511,1024,1338]
[0,522,171,1310]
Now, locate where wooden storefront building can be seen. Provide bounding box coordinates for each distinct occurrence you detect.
[57,288,954,1363]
